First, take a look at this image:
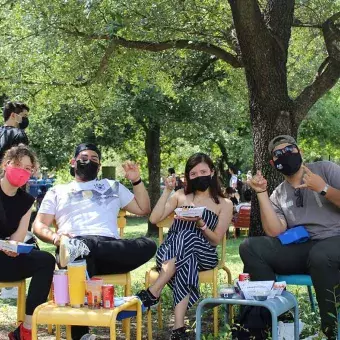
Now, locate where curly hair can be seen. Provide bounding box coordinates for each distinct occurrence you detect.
[1,144,38,174]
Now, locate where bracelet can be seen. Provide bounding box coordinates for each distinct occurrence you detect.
[256,190,267,194]
[132,178,142,186]
[197,220,206,229]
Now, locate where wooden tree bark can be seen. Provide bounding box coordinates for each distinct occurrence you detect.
[228,0,340,235]
[145,122,161,236]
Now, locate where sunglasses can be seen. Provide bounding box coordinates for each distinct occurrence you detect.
[294,188,303,208]
[272,145,297,158]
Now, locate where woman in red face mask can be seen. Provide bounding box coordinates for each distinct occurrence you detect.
[0,145,55,340]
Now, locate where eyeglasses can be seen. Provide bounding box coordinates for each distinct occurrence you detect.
[272,145,297,158]
[294,188,303,208]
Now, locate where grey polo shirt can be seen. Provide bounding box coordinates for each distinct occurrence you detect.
[270,161,340,240]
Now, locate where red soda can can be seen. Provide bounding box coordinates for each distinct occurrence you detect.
[239,273,250,281]
[102,284,114,309]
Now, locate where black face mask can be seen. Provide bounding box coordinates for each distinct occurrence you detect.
[190,175,212,192]
[274,153,302,176]
[74,159,99,181]
[19,117,29,129]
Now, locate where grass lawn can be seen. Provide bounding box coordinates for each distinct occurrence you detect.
[0,217,322,339]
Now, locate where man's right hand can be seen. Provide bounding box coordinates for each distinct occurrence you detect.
[247,170,268,193]
[53,233,74,246]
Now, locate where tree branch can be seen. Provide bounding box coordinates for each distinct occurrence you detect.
[55,26,242,68]
[294,12,340,123]
[265,0,295,54]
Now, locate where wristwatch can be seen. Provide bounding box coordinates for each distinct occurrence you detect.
[320,184,329,196]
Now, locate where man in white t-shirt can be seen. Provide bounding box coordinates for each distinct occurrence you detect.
[33,142,157,340]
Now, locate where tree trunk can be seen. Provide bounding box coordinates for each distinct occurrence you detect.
[249,103,297,235]
[216,140,229,186]
[145,122,161,236]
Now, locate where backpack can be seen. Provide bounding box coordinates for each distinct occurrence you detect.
[231,306,272,340]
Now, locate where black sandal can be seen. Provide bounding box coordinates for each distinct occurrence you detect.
[170,327,189,339]
[136,288,160,308]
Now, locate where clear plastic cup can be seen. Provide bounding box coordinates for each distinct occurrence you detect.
[219,284,235,299]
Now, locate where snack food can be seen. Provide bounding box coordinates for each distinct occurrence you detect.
[174,207,206,218]
[0,240,34,254]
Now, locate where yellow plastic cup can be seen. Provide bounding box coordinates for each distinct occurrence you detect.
[68,260,86,307]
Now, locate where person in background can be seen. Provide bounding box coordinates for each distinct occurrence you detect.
[236,189,252,213]
[0,101,33,300]
[0,101,30,161]
[168,167,184,192]
[0,145,55,340]
[228,165,238,190]
[225,187,239,207]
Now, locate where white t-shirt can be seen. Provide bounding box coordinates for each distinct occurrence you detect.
[230,175,238,189]
[38,179,134,239]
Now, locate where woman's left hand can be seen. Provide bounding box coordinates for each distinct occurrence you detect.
[122,161,141,183]
[175,215,206,228]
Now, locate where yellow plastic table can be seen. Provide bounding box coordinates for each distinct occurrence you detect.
[32,298,142,340]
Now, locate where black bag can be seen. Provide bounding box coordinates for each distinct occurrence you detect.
[232,306,272,340]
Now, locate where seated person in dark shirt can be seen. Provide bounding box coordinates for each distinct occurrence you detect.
[0,145,55,340]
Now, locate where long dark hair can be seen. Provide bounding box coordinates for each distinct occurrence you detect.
[185,153,226,204]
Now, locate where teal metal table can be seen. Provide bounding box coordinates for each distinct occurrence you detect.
[195,291,299,340]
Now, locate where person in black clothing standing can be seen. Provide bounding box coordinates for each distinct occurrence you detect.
[0,145,55,340]
[0,101,30,161]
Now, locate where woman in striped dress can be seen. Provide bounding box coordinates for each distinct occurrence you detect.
[137,153,233,339]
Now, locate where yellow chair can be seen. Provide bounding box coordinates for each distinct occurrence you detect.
[145,214,232,339]
[52,210,134,339]
[0,280,26,325]
[32,298,143,340]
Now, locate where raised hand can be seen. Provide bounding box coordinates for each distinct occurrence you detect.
[164,175,176,191]
[296,165,326,192]
[122,161,141,183]
[247,170,268,193]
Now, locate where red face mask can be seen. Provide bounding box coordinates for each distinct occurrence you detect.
[5,165,31,187]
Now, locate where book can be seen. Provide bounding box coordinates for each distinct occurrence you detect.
[0,240,34,254]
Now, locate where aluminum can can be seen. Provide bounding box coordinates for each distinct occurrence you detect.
[239,273,250,281]
[102,284,114,309]
[53,269,69,306]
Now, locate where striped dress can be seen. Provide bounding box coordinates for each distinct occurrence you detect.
[156,207,219,308]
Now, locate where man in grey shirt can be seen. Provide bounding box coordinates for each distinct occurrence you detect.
[240,135,340,339]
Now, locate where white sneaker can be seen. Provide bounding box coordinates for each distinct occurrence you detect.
[0,287,18,299]
[59,235,90,268]
[80,334,96,340]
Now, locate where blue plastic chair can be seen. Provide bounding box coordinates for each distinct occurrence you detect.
[276,274,316,312]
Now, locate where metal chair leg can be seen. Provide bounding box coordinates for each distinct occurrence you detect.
[307,285,316,312]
